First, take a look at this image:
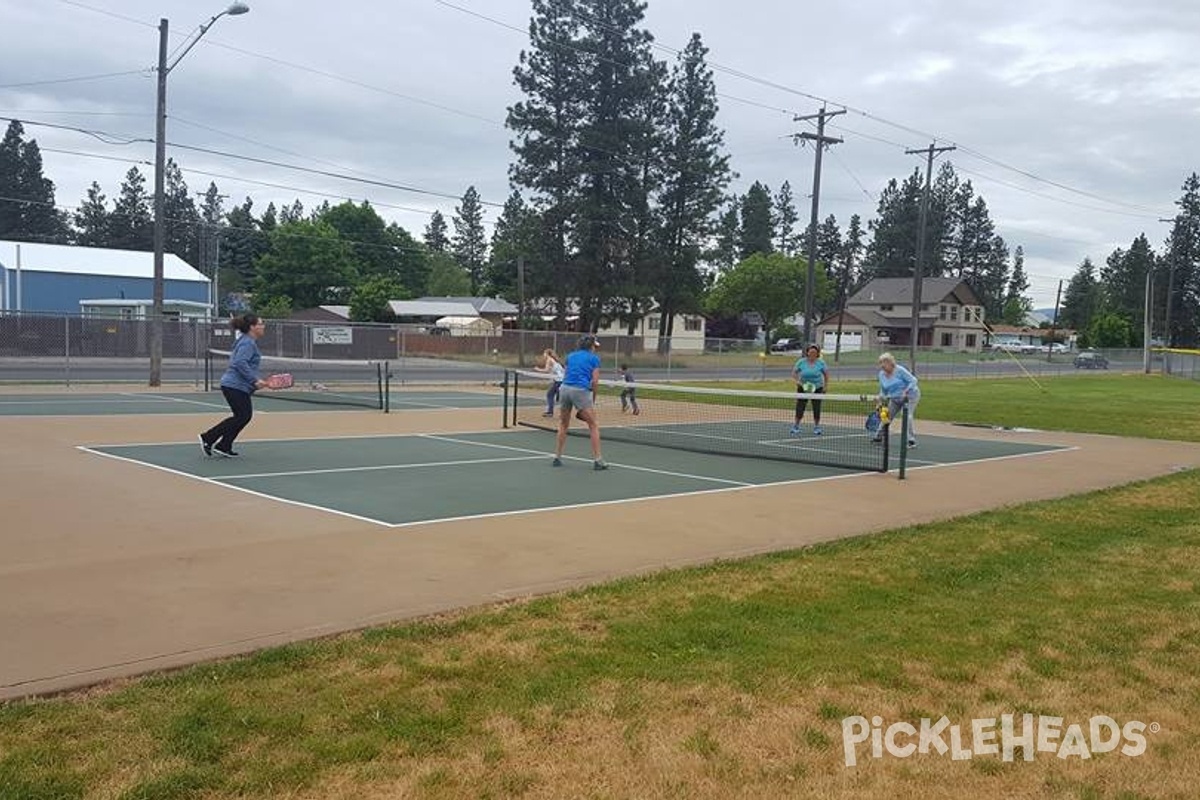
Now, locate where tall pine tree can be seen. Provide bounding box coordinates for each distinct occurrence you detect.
[108,167,153,251]
[738,181,774,258]
[451,186,488,295]
[424,210,450,253]
[1059,257,1101,334]
[74,182,111,247]
[653,32,730,350]
[508,0,585,327]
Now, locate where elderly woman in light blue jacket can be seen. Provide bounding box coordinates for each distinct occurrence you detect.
[874,352,919,448]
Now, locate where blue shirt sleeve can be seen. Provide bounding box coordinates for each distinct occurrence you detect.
[229,337,259,387]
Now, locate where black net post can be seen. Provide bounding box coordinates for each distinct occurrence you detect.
[898,399,909,480]
[502,370,510,429]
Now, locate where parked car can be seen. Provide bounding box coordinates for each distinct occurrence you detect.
[770,338,804,352]
[1039,342,1070,354]
[1073,351,1109,369]
[989,339,1023,353]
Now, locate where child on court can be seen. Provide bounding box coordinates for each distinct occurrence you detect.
[618,363,639,415]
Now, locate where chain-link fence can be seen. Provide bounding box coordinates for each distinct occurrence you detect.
[1162,349,1200,381]
[0,310,1182,387]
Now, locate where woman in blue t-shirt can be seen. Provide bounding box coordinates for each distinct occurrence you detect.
[790,344,829,435]
[552,334,607,470]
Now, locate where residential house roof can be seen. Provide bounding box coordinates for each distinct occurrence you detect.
[416,296,518,315]
[847,277,980,308]
[388,300,479,318]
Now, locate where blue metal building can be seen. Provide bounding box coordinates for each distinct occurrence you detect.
[0,241,210,315]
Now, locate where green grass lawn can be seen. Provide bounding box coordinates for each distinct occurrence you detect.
[3,374,1199,799]
[695,373,1200,443]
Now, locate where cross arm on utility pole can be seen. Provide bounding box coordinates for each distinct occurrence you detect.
[792,106,846,347]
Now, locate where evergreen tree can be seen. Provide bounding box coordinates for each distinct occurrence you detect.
[653,32,730,350]
[774,181,800,255]
[567,0,664,330]
[813,214,842,318]
[0,121,68,242]
[486,190,544,301]
[451,186,488,295]
[198,183,225,225]
[108,167,153,250]
[220,198,270,294]
[279,199,305,224]
[424,210,450,253]
[73,182,111,247]
[708,200,740,273]
[1161,174,1200,346]
[259,202,278,233]
[738,181,774,258]
[162,159,199,265]
[829,214,865,359]
[1100,233,1156,346]
[1002,245,1033,325]
[864,171,922,279]
[507,0,586,327]
[0,121,21,236]
[1059,257,1102,334]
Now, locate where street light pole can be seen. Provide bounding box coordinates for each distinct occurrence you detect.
[150,3,249,386]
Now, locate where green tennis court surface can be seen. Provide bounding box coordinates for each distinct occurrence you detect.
[82,430,1070,527]
[0,390,500,416]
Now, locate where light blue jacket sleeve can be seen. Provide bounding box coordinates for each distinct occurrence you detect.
[229,337,259,387]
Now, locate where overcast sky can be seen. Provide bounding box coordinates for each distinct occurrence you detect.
[2,0,1197,307]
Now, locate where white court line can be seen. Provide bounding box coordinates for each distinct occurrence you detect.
[418,433,754,487]
[76,434,1077,529]
[221,454,545,481]
[901,446,1080,473]
[75,446,391,527]
[120,392,228,410]
[382,469,875,529]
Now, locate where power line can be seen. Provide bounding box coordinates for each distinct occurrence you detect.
[38,145,446,220]
[0,194,440,257]
[3,115,505,209]
[0,69,150,90]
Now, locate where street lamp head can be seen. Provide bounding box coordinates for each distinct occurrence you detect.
[226,2,250,15]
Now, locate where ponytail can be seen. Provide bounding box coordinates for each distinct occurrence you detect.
[230,313,261,334]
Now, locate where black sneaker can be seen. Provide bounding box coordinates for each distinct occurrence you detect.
[552,457,563,467]
[198,434,212,457]
[213,447,240,458]
[593,460,608,471]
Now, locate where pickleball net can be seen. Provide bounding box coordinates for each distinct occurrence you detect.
[206,350,389,411]
[504,369,889,472]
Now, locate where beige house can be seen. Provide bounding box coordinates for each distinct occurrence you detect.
[815,277,987,353]
[596,311,706,353]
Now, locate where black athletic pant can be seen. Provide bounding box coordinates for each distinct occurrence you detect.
[794,385,824,424]
[203,387,254,450]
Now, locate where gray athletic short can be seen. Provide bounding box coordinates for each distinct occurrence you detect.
[559,385,594,412]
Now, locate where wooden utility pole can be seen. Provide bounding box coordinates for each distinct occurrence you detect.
[905,142,956,371]
[1047,279,1063,362]
[794,107,844,346]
